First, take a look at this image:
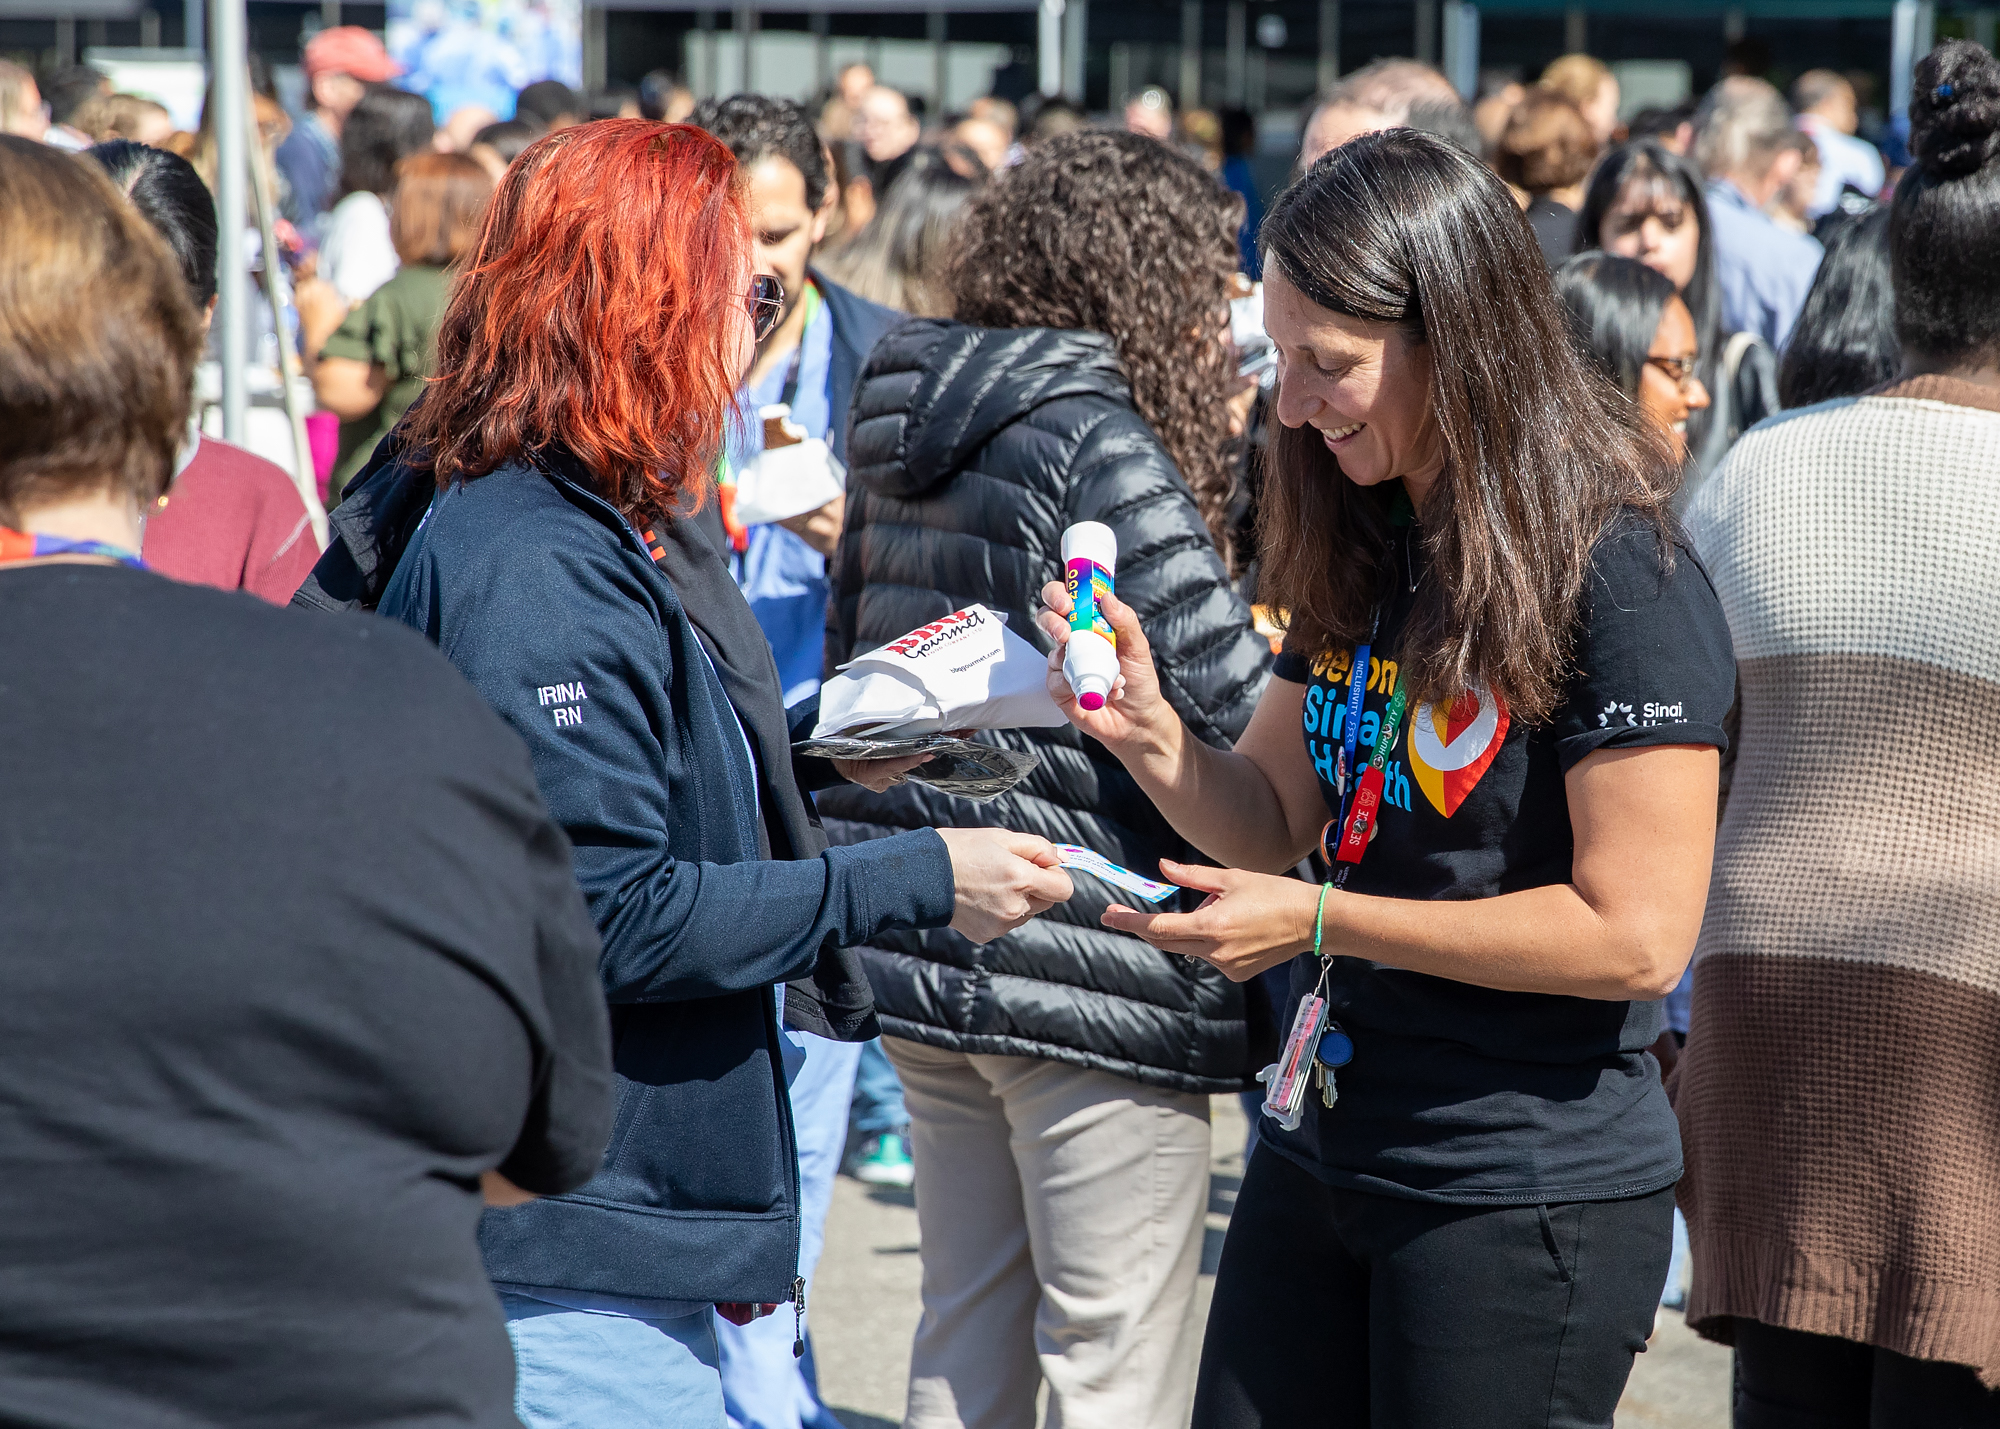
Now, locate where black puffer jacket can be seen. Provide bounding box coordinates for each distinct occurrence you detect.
[818,320,1275,1093]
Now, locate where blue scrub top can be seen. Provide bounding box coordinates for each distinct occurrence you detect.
[729,287,836,703]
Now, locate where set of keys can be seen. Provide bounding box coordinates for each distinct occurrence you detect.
[1311,1024,1355,1108]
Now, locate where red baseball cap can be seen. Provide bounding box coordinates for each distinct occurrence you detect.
[303,26,403,83]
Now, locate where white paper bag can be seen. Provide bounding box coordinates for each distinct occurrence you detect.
[730,406,846,527]
[813,603,1068,739]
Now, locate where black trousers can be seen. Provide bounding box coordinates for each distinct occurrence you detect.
[1193,1143,1674,1429]
[1733,1320,2000,1429]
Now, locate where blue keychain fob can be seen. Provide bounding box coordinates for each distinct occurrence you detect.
[1316,1027,1354,1068]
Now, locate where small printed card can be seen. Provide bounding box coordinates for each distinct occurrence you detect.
[1053,844,1180,903]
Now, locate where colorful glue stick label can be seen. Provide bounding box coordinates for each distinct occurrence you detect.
[1065,559,1116,649]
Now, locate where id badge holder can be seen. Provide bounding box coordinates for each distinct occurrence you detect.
[1255,993,1328,1132]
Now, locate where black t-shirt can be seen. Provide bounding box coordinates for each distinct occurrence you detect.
[1265,511,1734,1203]
[0,566,612,1427]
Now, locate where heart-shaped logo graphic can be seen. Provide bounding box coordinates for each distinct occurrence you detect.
[1409,683,1510,817]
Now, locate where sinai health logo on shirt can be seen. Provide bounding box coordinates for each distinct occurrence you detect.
[1597,699,1684,729]
[1409,684,1509,818]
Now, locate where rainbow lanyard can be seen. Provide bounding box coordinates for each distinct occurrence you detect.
[1319,610,1407,885]
[717,282,823,555]
[0,526,144,569]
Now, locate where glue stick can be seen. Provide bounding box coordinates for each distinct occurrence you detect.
[1061,522,1119,712]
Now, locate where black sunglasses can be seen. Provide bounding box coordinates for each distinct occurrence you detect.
[747,274,785,342]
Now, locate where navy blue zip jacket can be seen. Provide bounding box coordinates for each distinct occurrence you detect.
[375,457,955,1304]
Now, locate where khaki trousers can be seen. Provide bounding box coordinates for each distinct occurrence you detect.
[884,1038,1211,1429]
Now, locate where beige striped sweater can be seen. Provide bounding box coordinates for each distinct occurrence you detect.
[1676,375,2000,1383]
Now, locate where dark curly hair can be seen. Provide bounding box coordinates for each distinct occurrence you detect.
[947,129,1243,557]
[690,93,829,212]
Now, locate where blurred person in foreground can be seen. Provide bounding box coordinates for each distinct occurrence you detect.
[1024,95,1086,145]
[1692,76,1824,349]
[1792,68,1885,216]
[821,128,1274,1429]
[1629,101,1696,153]
[951,110,1011,173]
[1674,42,2000,1423]
[435,103,500,154]
[1182,106,1225,169]
[1040,129,1734,1429]
[818,61,875,142]
[0,131,612,1428]
[588,89,640,121]
[1578,140,1782,489]
[1555,252,1712,465]
[1540,52,1621,148]
[513,78,582,131]
[276,26,403,239]
[819,144,983,316]
[1298,58,1463,169]
[692,94,920,1429]
[92,140,321,602]
[309,152,493,502]
[1775,206,1897,409]
[467,117,540,180]
[38,64,106,150]
[81,92,173,146]
[1124,83,1175,140]
[303,118,1069,1425]
[967,94,1016,132]
[639,68,695,124]
[1766,129,1823,235]
[854,84,920,190]
[318,83,435,303]
[0,60,47,140]
[1474,76,1527,154]
[822,136,876,243]
[1221,106,1265,275]
[1494,89,1598,266]
[963,94,1018,163]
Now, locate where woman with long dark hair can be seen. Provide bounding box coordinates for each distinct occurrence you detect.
[1577,140,1780,492]
[817,144,982,316]
[339,119,1071,1422]
[1038,129,1736,1428]
[1555,251,1713,463]
[1775,205,1899,408]
[818,129,1273,1429]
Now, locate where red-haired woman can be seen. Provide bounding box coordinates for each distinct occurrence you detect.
[346,121,1072,1423]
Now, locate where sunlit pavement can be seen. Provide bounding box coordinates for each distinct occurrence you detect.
[812,1095,1730,1429]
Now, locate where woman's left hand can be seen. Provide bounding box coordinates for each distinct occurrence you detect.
[1103,860,1321,982]
[832,751,933,792]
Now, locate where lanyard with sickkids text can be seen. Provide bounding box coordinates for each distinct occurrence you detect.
[1259,605,1408,1133]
